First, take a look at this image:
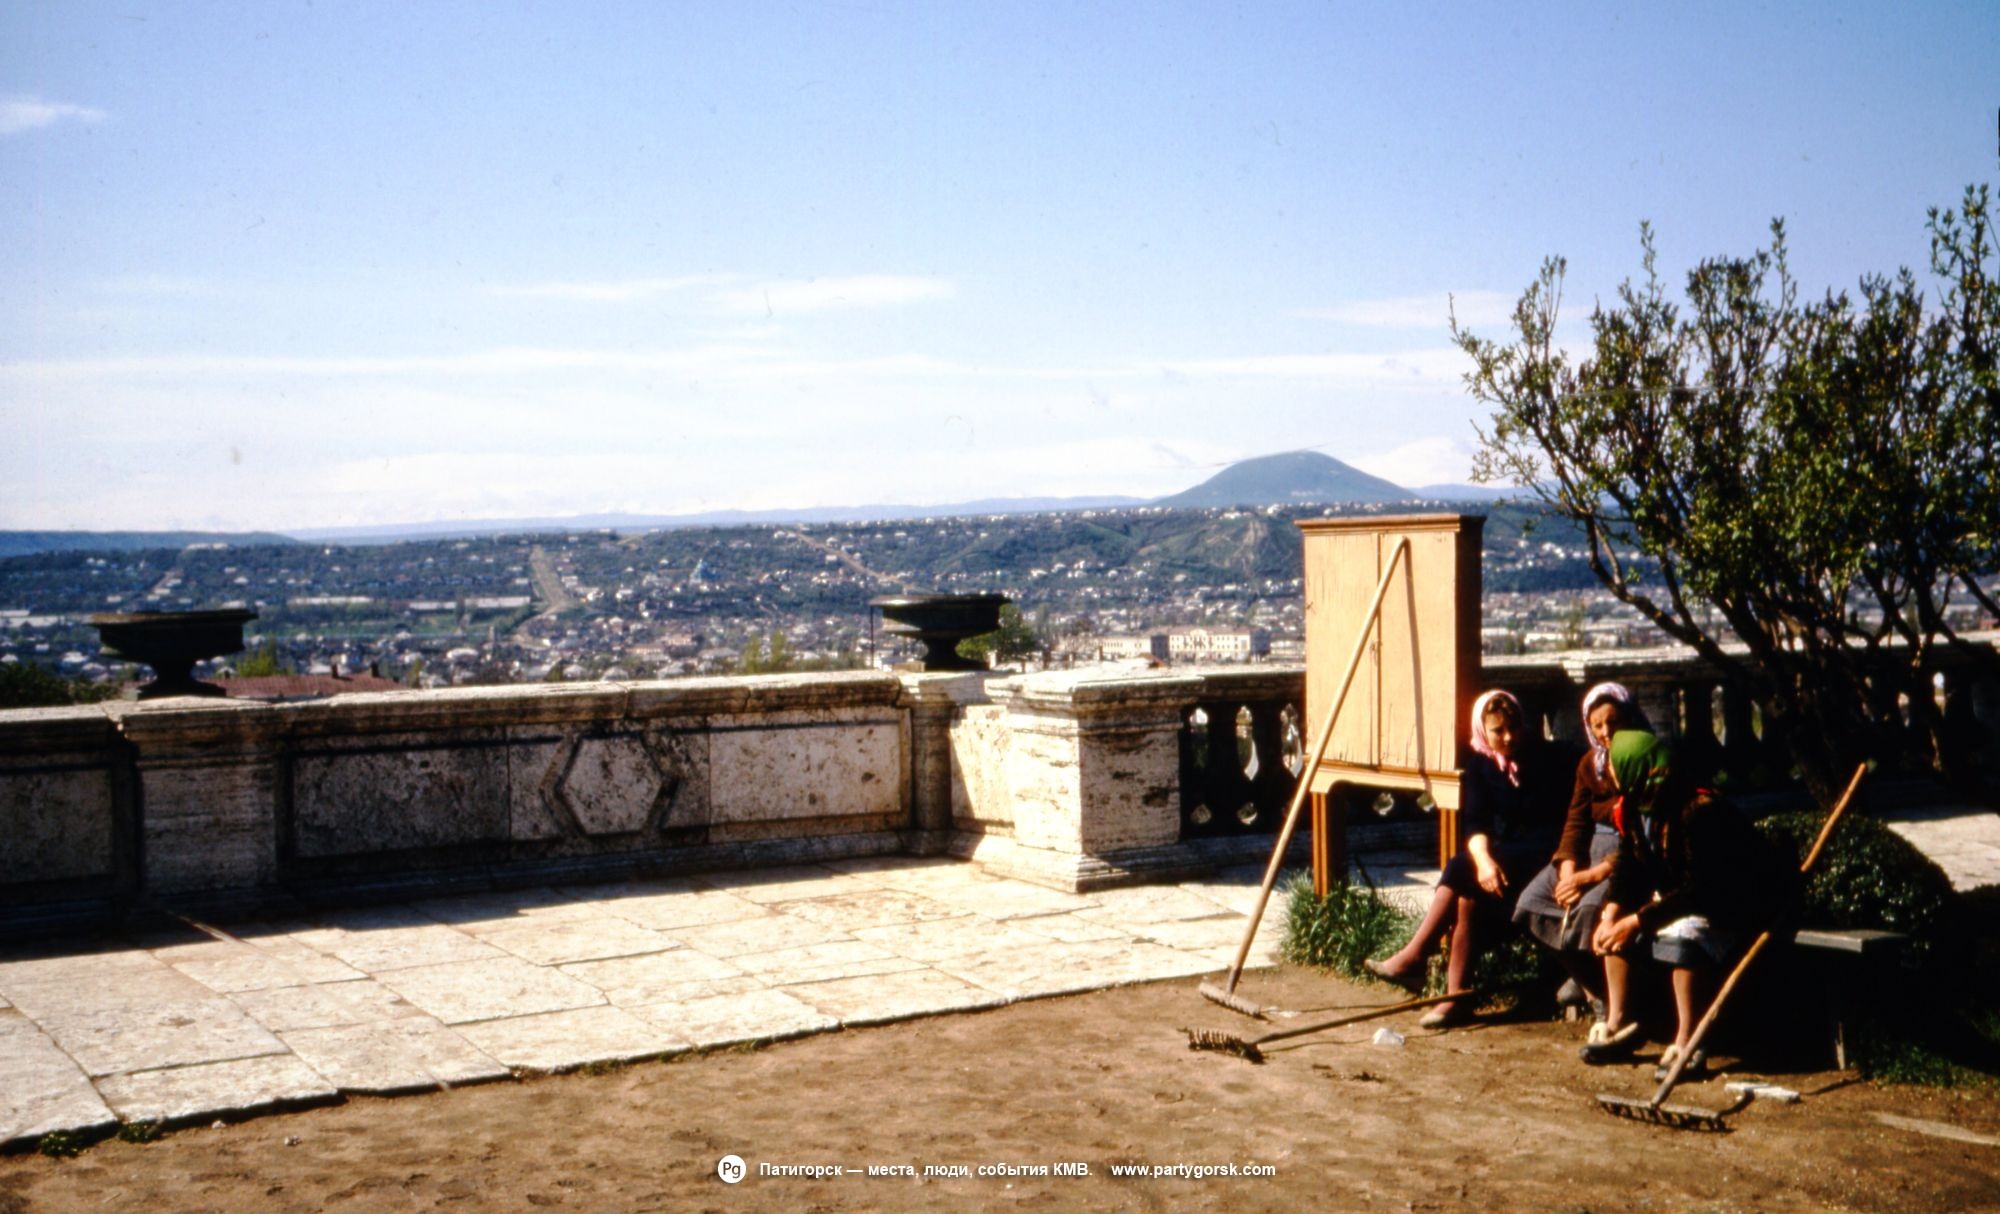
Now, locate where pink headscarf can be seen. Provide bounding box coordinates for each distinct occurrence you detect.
[1580,681,1644,777]
[1470,689,1526,787]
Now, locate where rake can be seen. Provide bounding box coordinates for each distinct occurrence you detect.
[1199,538,1412,1021]
[1594,761,1867,1131]
[1187,989,1476,1064]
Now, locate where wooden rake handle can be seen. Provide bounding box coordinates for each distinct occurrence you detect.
[1216,537,1411,994]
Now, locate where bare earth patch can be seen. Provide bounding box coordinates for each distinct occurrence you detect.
[1,965,1995,1213]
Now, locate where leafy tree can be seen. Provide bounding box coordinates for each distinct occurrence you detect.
[957,603,1042,667]
[233,640,285,678]
[1457,179,1999,797]
[0,662,120,709]
[740,630,795,674]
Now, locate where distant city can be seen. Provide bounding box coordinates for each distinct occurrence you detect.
[5,454,1988,695]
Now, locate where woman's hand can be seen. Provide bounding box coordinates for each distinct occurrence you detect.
[1466,834,1505,897]
[1474,856,1506,897]
[1554,860,1607,907]
[1553,860,1581,907]
[1592,911,1641,956]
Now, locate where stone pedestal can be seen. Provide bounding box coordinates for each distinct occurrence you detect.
[896,672,993,855]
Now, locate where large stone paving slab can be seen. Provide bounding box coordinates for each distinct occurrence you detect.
[924,880,1103,920]
[635,987,836,1047]
[729,940,924,985]
[581,885,775,932]
[1006,912,1131,944]
[288,909,505,972]
[281,1017,509,1094]
[669,914,854,959]
[157,940,365,994]
[559,950,754,1007]
[1073,884,1256,926]
[475,916,680,966]
[33,996,289,1079]
[850,916,1052,965]
[410,886,596,930]
[0,1011,116,1146]
[0,948,177,1009]
[933,938,1216,1000]
[374,957,605,1025]
[95,1054,336,1124]
[454,1005,683,1071]
[699,866,872,905]
[778,887,971,932]
[231,978,428,1033]
[783,967,1004,1025]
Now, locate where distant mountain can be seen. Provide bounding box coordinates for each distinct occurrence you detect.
[1150,450,1411,509]
[284,495,1149,545]
[0,530,298,560]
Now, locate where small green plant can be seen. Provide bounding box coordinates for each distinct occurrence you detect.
[115,1120,162,1144]
[1280,871,1417,980]
[36,1130,82,1158]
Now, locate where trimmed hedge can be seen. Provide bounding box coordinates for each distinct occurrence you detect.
[1756,810,1958,969]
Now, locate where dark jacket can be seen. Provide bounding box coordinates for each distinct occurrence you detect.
[1554,754,1621,868]
[1458,740,1570,855]
[1605,789,1792,934]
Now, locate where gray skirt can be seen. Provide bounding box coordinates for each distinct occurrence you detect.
[1511,828,1617,952]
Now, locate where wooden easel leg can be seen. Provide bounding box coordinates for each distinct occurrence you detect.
[1310,790,1346,897]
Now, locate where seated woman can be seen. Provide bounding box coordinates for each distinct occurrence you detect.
[1580,729,1791,1078]
[1511,683,1649,1019]
[1366,690,1569,1027]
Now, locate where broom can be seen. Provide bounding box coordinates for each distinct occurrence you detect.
[1594,761,1868,1131]
[1198,539,1412,1020]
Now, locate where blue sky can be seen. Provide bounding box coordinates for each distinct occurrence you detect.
[2,1,1994,531]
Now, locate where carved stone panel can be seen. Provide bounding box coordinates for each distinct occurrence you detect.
[291,731,510,858]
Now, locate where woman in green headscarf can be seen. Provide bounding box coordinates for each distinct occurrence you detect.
[1579,730,1789,1079]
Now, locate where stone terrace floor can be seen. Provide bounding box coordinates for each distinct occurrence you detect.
[2,855,1441,1147]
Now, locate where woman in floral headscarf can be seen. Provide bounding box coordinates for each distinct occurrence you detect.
[1512,683,1649,1015]
[1578,729,1791,1079]
[1365,689,1569,1027]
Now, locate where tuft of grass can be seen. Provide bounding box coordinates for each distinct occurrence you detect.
[1280,870,1418,981]
[36,1131,83,1158]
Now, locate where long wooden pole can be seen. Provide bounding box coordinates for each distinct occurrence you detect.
[1211,537,1411,997]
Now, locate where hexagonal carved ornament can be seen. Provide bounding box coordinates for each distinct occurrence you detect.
[541,729,681,836]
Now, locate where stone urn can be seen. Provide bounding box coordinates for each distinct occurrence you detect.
[90,608,258,699]
[869,593,1009,672]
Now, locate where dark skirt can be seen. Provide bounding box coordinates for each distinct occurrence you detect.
[1512,829,1618,952]
[1438,839,1556,920]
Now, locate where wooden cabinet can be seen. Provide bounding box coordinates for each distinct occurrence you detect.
[1297,514,1484,891]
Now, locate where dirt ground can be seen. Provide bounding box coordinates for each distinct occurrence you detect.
[2,965,1996,1214]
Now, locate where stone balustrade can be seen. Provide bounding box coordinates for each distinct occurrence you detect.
[5,636,1997,932]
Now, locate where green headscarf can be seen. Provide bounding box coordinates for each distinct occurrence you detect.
[1609,729,1672,811]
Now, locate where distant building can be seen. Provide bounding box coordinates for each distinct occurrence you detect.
[1159,626,1271,663]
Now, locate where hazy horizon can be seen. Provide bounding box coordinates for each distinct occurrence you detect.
[5,2,1994,532]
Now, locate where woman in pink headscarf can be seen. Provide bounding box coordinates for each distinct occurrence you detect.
[1365,689,1569,1027]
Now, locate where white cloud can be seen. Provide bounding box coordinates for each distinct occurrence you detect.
[1295,289,1517,330]
[490,274,740,302]
[0,95,107,135]
[1149,347,1465,384]
[711,275,955,316]
[1346,436,1479,488]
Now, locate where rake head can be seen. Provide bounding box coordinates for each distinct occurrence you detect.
[1185,1027,1265,1064]
[1197,980,1267,1020]
[1595,1090,1750,1132]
